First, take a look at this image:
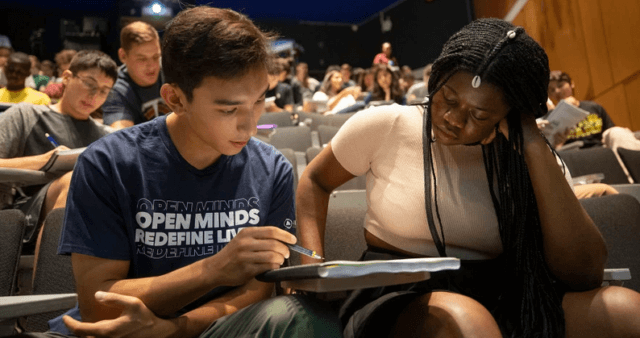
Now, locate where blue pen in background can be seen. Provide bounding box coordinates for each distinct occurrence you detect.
[45,133,60,148]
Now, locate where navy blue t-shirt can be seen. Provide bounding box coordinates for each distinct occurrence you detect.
[50,115,295,333]
[102,65,170,126]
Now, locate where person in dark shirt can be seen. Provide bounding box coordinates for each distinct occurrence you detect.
[101,21,168,129]
[265,58,294,112]
[547,70,615,149]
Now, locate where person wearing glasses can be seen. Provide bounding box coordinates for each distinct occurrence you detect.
[0,52,51,105]
[0,50,117,253]
[101,21,169,130]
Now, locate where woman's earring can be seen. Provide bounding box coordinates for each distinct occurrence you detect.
[431,127,437,142]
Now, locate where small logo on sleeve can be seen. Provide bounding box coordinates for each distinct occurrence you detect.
[284,219,295,229]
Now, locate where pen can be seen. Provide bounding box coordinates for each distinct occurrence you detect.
[287,243,324,260]
[45,133,60,148]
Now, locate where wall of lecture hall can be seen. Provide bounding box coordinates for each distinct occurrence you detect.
[474,0,640,131]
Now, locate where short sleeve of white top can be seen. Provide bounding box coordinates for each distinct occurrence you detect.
[331,105,573,260]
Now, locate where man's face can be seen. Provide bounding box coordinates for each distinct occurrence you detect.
[120,40,162,87]
[178,67,268,162]
[0,48,11,68]
[4,59,31,91]
[61,68,114,120]
[548,79,573,103]
[341,68,351,81]
[382,43,392,57]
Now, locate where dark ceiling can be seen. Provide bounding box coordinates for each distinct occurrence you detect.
[2,0,405,25]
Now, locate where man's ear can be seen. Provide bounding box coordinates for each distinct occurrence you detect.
[60,70,73,86]
[161,83,187,115]
[118,48,127,64]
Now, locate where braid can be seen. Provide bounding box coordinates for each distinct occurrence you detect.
[424,18,564,338]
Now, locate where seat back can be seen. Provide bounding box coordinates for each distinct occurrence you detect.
[317,125,340,146]
[258,111,294,128]
[0,210,26,297]
[269,126,312,152]
[289,190,368,266]
[324,190,368,262]
[25,208,75,332]
[580,194,640,292]
[298,112,332,131]
[278,148,298,190]
[558,147,630,184]
[617,147,640,183]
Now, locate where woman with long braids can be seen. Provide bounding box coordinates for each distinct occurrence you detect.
[296,18,640,338]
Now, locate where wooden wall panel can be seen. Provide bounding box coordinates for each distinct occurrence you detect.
[598,0,640,84]
[594,84,630,128]
[623,75,640,131]
[576,0,614,96]
[473,0,517,19]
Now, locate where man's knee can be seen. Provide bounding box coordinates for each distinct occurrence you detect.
[263,295,342,336]
[46,171,73,207]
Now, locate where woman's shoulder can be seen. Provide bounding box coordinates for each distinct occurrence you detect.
[349,104,422,127]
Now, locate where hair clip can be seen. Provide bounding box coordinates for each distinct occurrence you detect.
[507,30,517,39]
[472,75,481,88]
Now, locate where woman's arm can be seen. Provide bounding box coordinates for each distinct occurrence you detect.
[327,87,361,111]
[296,144,355,265]
[517,114,607,290]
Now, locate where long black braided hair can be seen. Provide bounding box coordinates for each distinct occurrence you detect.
[424,18,565,337]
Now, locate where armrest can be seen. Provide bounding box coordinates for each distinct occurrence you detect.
[0,293,77,320]
[602,268,631,287]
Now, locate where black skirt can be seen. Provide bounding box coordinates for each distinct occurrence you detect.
[339,246,566,338]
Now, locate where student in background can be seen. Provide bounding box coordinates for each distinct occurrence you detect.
[42,6,340,338]
[0,50,116,252]
[0,52,50,105]
[406,63,432,103]
[372,42,398,67]
[367,63,404,105]
[547,70,615,149]
[43,49,78,102]
[0,45,11,88]
[102,21,169,129]
[265,58,294,112]
[341,63,356,88]
[25,55,49,90]
[291,62,319,108]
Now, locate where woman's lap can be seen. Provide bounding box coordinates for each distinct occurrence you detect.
[340,248,564,338]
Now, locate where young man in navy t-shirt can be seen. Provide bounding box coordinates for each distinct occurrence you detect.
[47,6,341,338]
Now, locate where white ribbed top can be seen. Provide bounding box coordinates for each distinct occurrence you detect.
[332,105,571,260]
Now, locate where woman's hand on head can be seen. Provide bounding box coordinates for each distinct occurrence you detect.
[479,113,540,145]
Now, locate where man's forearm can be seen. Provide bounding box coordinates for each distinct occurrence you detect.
[172,279,274,338]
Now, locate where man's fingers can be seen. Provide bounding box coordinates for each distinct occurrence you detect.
[63,314,133,338]
[94,291,145,311]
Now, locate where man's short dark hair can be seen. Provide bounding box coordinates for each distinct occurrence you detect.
[54,50,77,67]
[68,50,118,83]
[549,70,572,83]
[162,6,274,102]
[8,52,31,66]
[120,21,160,52]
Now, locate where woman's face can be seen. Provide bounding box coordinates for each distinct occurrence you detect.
[330,72,343,92]
[376,70,392,90]
[430,71,510,146]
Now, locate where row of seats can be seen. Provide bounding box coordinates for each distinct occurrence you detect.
[558,146,640,184]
